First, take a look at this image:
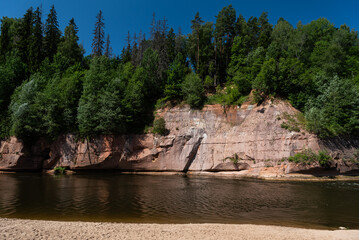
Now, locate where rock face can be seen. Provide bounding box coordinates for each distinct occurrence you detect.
[0,137,48,170]
[1,99,359,177]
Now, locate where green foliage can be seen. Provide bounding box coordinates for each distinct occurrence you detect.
[318,150,331,167]
[288,149,332,167]
[182,72,205,109]
[44,5,61,62]
[206,85,248,106]
[280,112,306,132]
[164,53,187,102]
[1,5,359,142]
[54,22,83,72]
[9,73,48,140]
[230,153,239,164]
[252,58,277,96]
[305,76,359,137]
[53,166,66,175]
[77,56,122,136]
[141,48,162,98]
[152,117,167,135]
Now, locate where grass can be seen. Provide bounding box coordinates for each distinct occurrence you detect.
[223,153,240,164]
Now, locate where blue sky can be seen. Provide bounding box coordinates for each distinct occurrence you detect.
[0,0,357,56]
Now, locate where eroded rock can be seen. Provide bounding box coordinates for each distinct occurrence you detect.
[1,99,359,177]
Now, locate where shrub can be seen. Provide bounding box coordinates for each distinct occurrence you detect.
[152,117,166,135]
[280,112,306,132]
[54,166,66,175]
[288,149,332,167]
[318,150,331,167]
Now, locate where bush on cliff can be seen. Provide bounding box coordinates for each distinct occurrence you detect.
[152,117,167,135]
[288,149,332,167]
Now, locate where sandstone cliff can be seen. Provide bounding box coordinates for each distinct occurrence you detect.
[1,99,359,178]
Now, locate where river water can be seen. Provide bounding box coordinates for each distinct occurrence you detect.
[0,173,358,229]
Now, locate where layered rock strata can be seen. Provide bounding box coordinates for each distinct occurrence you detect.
[1,100,359,177]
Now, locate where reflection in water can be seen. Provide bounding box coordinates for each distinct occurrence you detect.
[0,173,358,229]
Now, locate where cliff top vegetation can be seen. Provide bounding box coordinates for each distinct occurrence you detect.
[1,5,359,141]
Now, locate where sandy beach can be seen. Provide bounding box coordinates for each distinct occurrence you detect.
[0,218,358,240]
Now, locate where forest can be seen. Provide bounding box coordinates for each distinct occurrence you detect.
[0,4,359,141]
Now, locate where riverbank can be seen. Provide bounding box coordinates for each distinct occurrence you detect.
[3,170,359,182]
[0,218,358,240]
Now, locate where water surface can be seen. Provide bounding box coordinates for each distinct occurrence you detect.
[0,173,358,229]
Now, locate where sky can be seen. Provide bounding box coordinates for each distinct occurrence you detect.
[0,0,357,56]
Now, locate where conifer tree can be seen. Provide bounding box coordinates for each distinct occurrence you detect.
[104,34,112,58]
[69,18,79,33]
[215,5,236,82]
[92,10,105,57]
[258,12,272,49]
[190,12,203,72]
[29,7,43,72]
[167,28,176,63]
[17,7,33,68]
[55,19,82,69]
[44,5,61,62]
[0,18,11,63]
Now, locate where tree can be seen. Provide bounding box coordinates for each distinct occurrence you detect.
[252,58,277,96]
[257,12,272,49]
[266,18,294,60]
[54,19,83,71]
[9,73,48,140]
[164,52,187,102]
[0,18,11,63]
[189,18,214,80]
[190,12,204,72]
[141,48,162,98]
[17,7,33,69]
[182,72,205,109]
[32,68,85,139]
[214,5,236,82]
[166,28,176,63]
[77,56,115,135]
[29,7,43,72]
[104,34,113,58]
[305,76,359,137]
[44,5,61,62]
[92,10,105,57]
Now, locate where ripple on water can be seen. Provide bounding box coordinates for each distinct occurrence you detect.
[0,173,358,229]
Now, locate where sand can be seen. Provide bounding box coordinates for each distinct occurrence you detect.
[0,218,358,240]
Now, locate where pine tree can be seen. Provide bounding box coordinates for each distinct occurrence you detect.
[104,34,112,58]
[0,18,11,63]
[29,7,43,72]
[17,7,33,68]
[44,5,61,62]
[258,12,272,49]
[167,28,176,63]
[92,10,105,57]
[69,18,79,34]
[55,18,83,70]
[215,5,236,82]
[190,12,204,72]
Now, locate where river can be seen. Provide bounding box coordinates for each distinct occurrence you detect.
[0,173,358,229]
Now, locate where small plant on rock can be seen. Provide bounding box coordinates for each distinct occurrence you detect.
[318,150,331,167]
[54,166,66,175]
